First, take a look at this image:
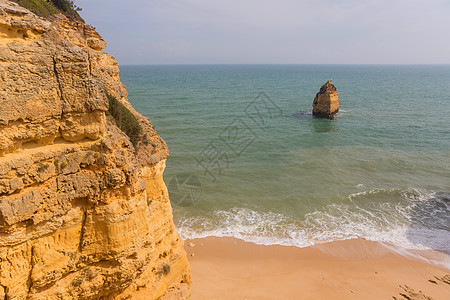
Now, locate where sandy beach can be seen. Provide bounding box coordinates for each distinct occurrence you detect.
[185,237,450,300]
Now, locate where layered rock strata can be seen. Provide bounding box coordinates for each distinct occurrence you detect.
[312,79,339,119]
[0,1,191,299]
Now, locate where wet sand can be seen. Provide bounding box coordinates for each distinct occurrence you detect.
[185,237,450,299]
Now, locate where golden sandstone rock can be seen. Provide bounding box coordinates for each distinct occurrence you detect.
[312,79,339,120]
[0,1,191,299]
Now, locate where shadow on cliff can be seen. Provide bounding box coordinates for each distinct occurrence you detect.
[293,111,338,133]
[405,191,450,256]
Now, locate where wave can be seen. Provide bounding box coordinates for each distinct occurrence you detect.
[176,188,450,268]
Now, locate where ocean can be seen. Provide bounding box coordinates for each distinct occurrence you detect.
[120,65,450,266]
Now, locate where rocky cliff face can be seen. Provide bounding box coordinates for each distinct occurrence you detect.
[0,1,191,299]
[312,79,339,120]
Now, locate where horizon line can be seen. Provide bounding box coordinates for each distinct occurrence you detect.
[119,63,450,66]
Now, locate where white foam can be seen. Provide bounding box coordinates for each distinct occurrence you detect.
[176,188,450,269]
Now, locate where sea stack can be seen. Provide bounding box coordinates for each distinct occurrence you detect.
[312,79,339,119]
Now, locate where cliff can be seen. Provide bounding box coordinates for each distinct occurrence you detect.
[312,79,339,120]
[0,1,191,299]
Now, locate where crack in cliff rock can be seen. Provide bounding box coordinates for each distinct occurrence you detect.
[0,211,7,229]
[1,285,7,300]
[52,56,64,104]
[78,210,88,252]
[87,52,93,77]
[26,245,35,295]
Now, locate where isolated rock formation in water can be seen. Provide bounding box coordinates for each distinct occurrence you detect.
[312,79,339,119]
[0,0,191,299]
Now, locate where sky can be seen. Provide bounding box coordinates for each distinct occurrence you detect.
[76,0,450,65]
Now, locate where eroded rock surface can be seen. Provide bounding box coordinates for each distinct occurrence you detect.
[0,1,191,299]
[312,79,339,120]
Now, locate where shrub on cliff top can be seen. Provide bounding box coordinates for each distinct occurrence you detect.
[12,0,84,21]
[106,91,142,147]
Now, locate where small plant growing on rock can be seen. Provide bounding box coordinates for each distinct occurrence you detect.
[105,90,142,147]
[156,263,171,278]
[162,264,171,275]
[12,0,84,21]
[60,161,67,169]
[71,277,83,287]
[142,134,149,146]
[37,163,49,173]
[83,268,96,281]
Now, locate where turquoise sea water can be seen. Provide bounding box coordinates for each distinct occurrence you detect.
[120,65,450,265]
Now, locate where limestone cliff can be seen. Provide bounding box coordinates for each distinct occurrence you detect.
[0,1,191,299]
[312,79,339,120]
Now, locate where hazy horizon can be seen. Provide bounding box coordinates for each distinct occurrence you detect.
[77,0,450,65]
[118,63,450,66]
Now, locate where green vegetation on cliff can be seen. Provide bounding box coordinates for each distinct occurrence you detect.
[106,91,142,147]
[12,0,83,21]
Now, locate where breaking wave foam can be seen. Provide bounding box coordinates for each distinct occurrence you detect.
[176,188,450,268]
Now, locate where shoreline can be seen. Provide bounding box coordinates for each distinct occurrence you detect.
[184,237,450,299]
